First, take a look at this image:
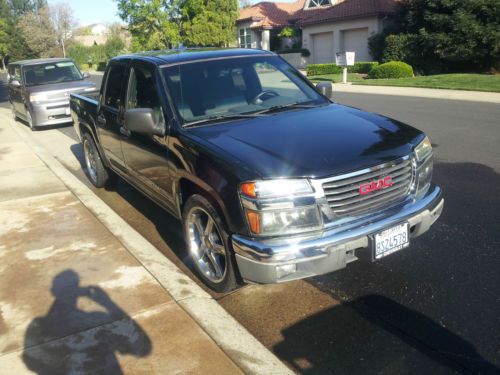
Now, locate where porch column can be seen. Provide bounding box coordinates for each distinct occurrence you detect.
[261,29,270,50]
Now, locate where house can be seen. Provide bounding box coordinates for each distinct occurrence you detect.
[236,0,396,64]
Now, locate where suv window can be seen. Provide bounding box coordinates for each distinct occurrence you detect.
[127,65,162,123]
[104,64,126,109]
[8,66,21,82]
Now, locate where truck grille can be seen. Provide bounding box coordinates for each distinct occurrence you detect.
[321,156,414,217]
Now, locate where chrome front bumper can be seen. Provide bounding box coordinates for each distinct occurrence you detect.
[232,185,443,284]
[30,100,72,127]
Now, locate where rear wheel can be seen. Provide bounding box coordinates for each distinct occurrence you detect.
[183,195,240,292]
[82,132,113,188]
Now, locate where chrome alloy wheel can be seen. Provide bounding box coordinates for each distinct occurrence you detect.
[186,207,227,283]
[83,138,98,183]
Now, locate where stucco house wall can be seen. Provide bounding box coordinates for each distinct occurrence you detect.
[302,17,383,63]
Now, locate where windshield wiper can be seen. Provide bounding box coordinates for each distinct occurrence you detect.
[183,113,266,127]
[254,102,319,115]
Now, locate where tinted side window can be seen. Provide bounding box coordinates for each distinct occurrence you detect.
[104,64,126,109]
[127,66,162,122]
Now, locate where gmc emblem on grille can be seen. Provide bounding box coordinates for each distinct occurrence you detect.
[359,176,393,195]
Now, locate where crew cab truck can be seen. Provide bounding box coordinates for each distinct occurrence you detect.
[70,49,443,292]
[8,58,95,130]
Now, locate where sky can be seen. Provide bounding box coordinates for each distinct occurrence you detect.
[47,0,296,27]
[47,0,122,26]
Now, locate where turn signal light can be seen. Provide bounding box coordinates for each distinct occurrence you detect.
[241,182,256,198]
[246,211,260,234]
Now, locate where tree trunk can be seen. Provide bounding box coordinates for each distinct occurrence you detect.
[1,56,5,71]
[61,39,66,58]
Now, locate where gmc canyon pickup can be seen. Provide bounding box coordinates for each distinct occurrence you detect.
[70,49,443,292]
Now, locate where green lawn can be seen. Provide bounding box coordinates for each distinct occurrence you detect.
[309,73,500,92]
[308,73,365,84]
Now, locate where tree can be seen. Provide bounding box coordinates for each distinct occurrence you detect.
[0,0,9,69]
[371,0,500,73]
[50,2,75,57]
[17,5,57,58]
[181,0,239,47]
[115,0,181,50]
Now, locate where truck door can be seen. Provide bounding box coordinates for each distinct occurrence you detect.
[120,62,175,211]
[96,62,127,168]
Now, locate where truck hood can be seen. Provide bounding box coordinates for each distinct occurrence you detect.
[188,103,424,179]
[27,80,96,100]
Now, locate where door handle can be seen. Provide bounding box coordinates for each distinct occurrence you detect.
[120,126,131,138]
[97,114,106,125]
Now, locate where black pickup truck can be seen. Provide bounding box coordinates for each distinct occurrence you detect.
[70,49,443,292]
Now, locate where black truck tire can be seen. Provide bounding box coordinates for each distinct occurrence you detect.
[82,132,113,188]
[182,194,240,292]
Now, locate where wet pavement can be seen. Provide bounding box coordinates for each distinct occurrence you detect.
[2,74,499,374]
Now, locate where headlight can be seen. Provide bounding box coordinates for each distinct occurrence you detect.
[241,179,313,199]
[30,93,48,102]
[240,179,323,235]
[414,136,433,198]
[245,205,322,236]
[414,136,432,162]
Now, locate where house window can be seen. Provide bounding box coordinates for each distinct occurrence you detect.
[305,0,332,9]
[239,28,252,49]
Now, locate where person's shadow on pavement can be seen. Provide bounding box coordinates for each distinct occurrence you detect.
[22,269,152,374]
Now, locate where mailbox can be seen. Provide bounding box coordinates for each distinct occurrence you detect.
[335,51,355,66]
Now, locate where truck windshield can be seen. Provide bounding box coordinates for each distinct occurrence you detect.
[23,61,83,86]
[162,56,327,126]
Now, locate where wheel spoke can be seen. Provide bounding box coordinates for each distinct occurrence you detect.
[206,249,223,278]
[212,243,225,255]
[193,215,205,238]
[205,217,214,236]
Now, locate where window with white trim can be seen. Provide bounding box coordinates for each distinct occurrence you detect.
[305,0,332,9]
[239,28,252,48]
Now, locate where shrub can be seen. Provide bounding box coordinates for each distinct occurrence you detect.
[368,61,414,79]
[381,34,414,63]
[307,62,379,76]
[300,48,310,57]
[349,62,379,74]
[306,63,343,76]
[97,62,107,72]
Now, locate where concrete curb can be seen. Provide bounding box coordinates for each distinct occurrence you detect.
[5,115,292,375]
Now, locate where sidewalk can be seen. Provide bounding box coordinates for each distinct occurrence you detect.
[330,83,500,104]
[0,110,291,374]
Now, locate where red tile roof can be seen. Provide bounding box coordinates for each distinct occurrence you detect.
[237,0,396,28]
[298,0,396,26]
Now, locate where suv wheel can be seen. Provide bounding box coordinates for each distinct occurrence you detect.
[82,132,113,188]
[10,103,18,121]
[183,195,240,292]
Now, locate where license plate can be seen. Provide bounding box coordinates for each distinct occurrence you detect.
[374,223,409,260]
[65,107,70,115]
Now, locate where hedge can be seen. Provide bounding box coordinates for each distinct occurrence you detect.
[307,61,379,76]
[368,61,414,79]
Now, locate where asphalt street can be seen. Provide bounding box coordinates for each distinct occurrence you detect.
[2,73,499,374]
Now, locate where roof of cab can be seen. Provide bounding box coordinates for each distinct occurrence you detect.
[111,48,275,66]
[9,58,74,67]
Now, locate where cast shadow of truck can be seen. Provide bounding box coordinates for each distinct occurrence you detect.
[274,294,499,374]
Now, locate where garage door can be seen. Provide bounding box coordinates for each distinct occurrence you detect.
[312,32,334,64]
[343,28,370,62]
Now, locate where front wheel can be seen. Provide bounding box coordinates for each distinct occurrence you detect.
[182,195,240,292]
[82,132,113,188]
[26,109,37,131]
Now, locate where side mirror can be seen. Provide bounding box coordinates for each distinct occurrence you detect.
[125,108,165,137]
[316,82,332,99]
[82,72,90,79]
[10,79,21,87]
